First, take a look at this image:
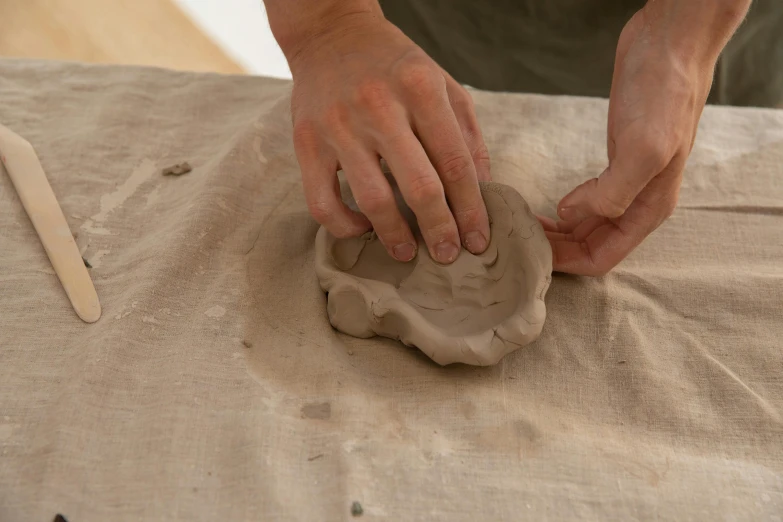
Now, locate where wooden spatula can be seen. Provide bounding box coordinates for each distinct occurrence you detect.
[0,124,101,323]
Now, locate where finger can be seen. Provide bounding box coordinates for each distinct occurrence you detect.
[537,215,559,232]
[379,129,461,264]
[413,88,491,255]
[549,161,682,275]
[544,216,607,243]
[444,75,491,182]
[538,214,606,237]
[338,147,418,262]
[544,231,570,242]
[558,137,675,222]
[548,183,677,275]
[561,216,610,237]
[548,219,641,276]
[293,120,371,237]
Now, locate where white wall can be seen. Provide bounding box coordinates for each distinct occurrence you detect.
[172,0,292,78]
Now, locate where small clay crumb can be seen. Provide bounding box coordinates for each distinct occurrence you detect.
[72,231,79,240]
[207,471,212,476]
[308,454,324,461]
[347,350,354,356]
[161,162,192,176]
[242,339,253,348]
[54,515,68,522]
[82,256,92,268]
[351,501,363,517]
[618,360,627,364]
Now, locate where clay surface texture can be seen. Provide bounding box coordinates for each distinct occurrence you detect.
[315,182,553,366]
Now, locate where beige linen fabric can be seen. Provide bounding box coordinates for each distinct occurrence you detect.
[1,59,782,521]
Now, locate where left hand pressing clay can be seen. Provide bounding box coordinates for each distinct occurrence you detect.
[314,181,553,366]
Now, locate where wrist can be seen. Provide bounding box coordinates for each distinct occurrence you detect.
[265,0,383,66]
[642,0,751,66]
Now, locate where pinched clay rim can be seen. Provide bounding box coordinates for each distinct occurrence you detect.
[314,182,553,366]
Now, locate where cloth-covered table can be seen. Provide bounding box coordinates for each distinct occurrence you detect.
[1,59,782,521]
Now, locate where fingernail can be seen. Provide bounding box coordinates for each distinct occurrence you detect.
[464,231,488,254]
[392,242,416,262]
[558,206,587,222]
[434,241,460,264]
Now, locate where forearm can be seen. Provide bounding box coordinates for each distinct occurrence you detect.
[263,0,383,61]
[643,0,752,64]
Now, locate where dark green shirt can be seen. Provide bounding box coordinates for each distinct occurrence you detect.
[380,0,782,107]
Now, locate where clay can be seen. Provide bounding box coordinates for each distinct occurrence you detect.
[161,162,192,176]
[314,181,553,366]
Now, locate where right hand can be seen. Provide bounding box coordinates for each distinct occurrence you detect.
[287,13,491,264]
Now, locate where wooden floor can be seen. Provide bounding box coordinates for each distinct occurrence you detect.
[0,0,244,74]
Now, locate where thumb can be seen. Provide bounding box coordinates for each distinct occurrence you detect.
[558,139,669,221]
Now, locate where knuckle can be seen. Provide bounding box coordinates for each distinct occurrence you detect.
[357,188,395,216]
[596,192,630,218]
[639,135,673,172]
[292,119,320,151]
[306,197,334,225]
[354,78,394,112]
[659,196,676,218]
[399,61,442,97]
[423,219,458,244]
[407,175,445,209]
[451,88,475,111]
[666,200,678,218]
[329,225,358,239]
[378,224,411,245]
[436,152,474,185]
[471,143,491,165]
[584,245,613,277]
[323,102,351,130]
[452,203,485,228]
[662,194,679,219]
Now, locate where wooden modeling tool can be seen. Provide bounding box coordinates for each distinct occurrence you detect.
[0,124,101,323]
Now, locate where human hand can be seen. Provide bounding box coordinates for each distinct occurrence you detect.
[540,1,750,276]
[285,11,491,264]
